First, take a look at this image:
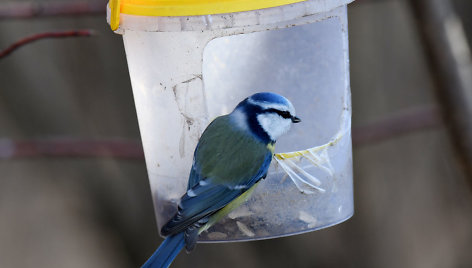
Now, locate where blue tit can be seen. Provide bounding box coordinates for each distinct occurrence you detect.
[142,92,301,268]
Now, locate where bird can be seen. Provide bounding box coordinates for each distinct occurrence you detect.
[142,92,301,268]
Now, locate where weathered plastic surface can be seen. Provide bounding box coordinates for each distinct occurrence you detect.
[118,0,354,242]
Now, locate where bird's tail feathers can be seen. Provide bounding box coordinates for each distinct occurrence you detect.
[142,233,185,268]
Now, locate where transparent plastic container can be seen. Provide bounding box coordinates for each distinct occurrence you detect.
[107,0,354,242]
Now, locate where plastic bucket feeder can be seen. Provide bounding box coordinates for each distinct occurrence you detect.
[107,0,355,242]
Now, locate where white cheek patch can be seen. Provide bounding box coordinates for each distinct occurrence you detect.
[257,113,291,141]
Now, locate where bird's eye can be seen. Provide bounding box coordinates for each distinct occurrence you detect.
[278,111,291,119]
[265,108,292,119]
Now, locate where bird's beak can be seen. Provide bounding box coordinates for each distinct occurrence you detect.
[291,116,301,123]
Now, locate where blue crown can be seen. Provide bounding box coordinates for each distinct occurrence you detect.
[249,92,289,106]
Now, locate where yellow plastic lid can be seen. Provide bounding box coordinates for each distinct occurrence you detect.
[109,0,307,30]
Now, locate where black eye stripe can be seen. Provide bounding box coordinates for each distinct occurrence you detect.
[264,108,292,119]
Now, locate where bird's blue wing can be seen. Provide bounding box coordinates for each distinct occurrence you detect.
[187,164,201,190]
[161,149,273,236]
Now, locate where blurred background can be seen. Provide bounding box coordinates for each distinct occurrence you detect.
[1,0,472,267]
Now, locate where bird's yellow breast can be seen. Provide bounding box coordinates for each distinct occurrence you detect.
[267,143,275,153]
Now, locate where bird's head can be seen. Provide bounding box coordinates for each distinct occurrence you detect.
[230,92,301,143]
